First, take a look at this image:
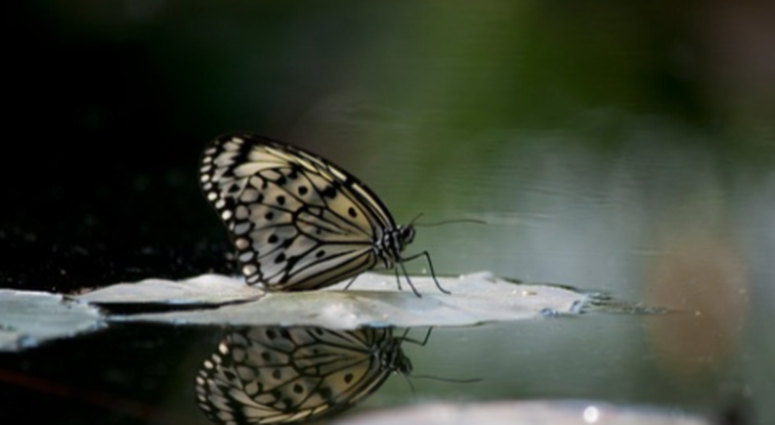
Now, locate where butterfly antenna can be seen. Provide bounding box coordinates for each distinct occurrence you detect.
[412,218,487,227]
[408,212,425,226]
[403,375,417,395]
[409,375,482,384]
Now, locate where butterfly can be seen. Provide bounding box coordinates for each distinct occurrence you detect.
[194,326,412,424]
[199,133,449,296]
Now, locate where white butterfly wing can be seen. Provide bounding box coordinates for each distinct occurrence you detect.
[200,134,398,290]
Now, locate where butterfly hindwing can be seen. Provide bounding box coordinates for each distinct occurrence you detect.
[200,134,398,290]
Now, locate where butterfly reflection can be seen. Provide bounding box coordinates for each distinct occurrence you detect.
[195,326,412,425]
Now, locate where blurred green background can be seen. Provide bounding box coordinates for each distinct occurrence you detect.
[1,1,773,424]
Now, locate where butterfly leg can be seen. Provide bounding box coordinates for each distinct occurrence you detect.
[418,327,432,345]
[400,327,433,346]
[398,261,422,298]
[394,268,403,291]
[400,251,451,295]
[343,274,360,291]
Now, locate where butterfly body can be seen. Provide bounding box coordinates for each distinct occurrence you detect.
[200,134,442,294]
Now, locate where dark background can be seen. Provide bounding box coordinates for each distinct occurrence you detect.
[1,1,433,292]
[3,1,775,296]
[2,2,774,290]
[2,2,234,291]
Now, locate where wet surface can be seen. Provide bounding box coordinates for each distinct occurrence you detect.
[0,316,756,424]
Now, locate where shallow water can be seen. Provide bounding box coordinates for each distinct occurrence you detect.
[0,312,762,424]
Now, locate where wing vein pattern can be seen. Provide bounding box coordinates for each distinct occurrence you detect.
[200,134,400,291]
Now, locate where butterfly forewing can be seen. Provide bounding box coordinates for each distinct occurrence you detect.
[201,134,398,290]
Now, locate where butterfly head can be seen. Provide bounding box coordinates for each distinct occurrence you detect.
[383,340,413,375]
[379,225,416,265]
[395,353,413,375]
[397,225,416,249]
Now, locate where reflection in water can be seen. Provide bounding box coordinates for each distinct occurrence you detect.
[195,326,411,424]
